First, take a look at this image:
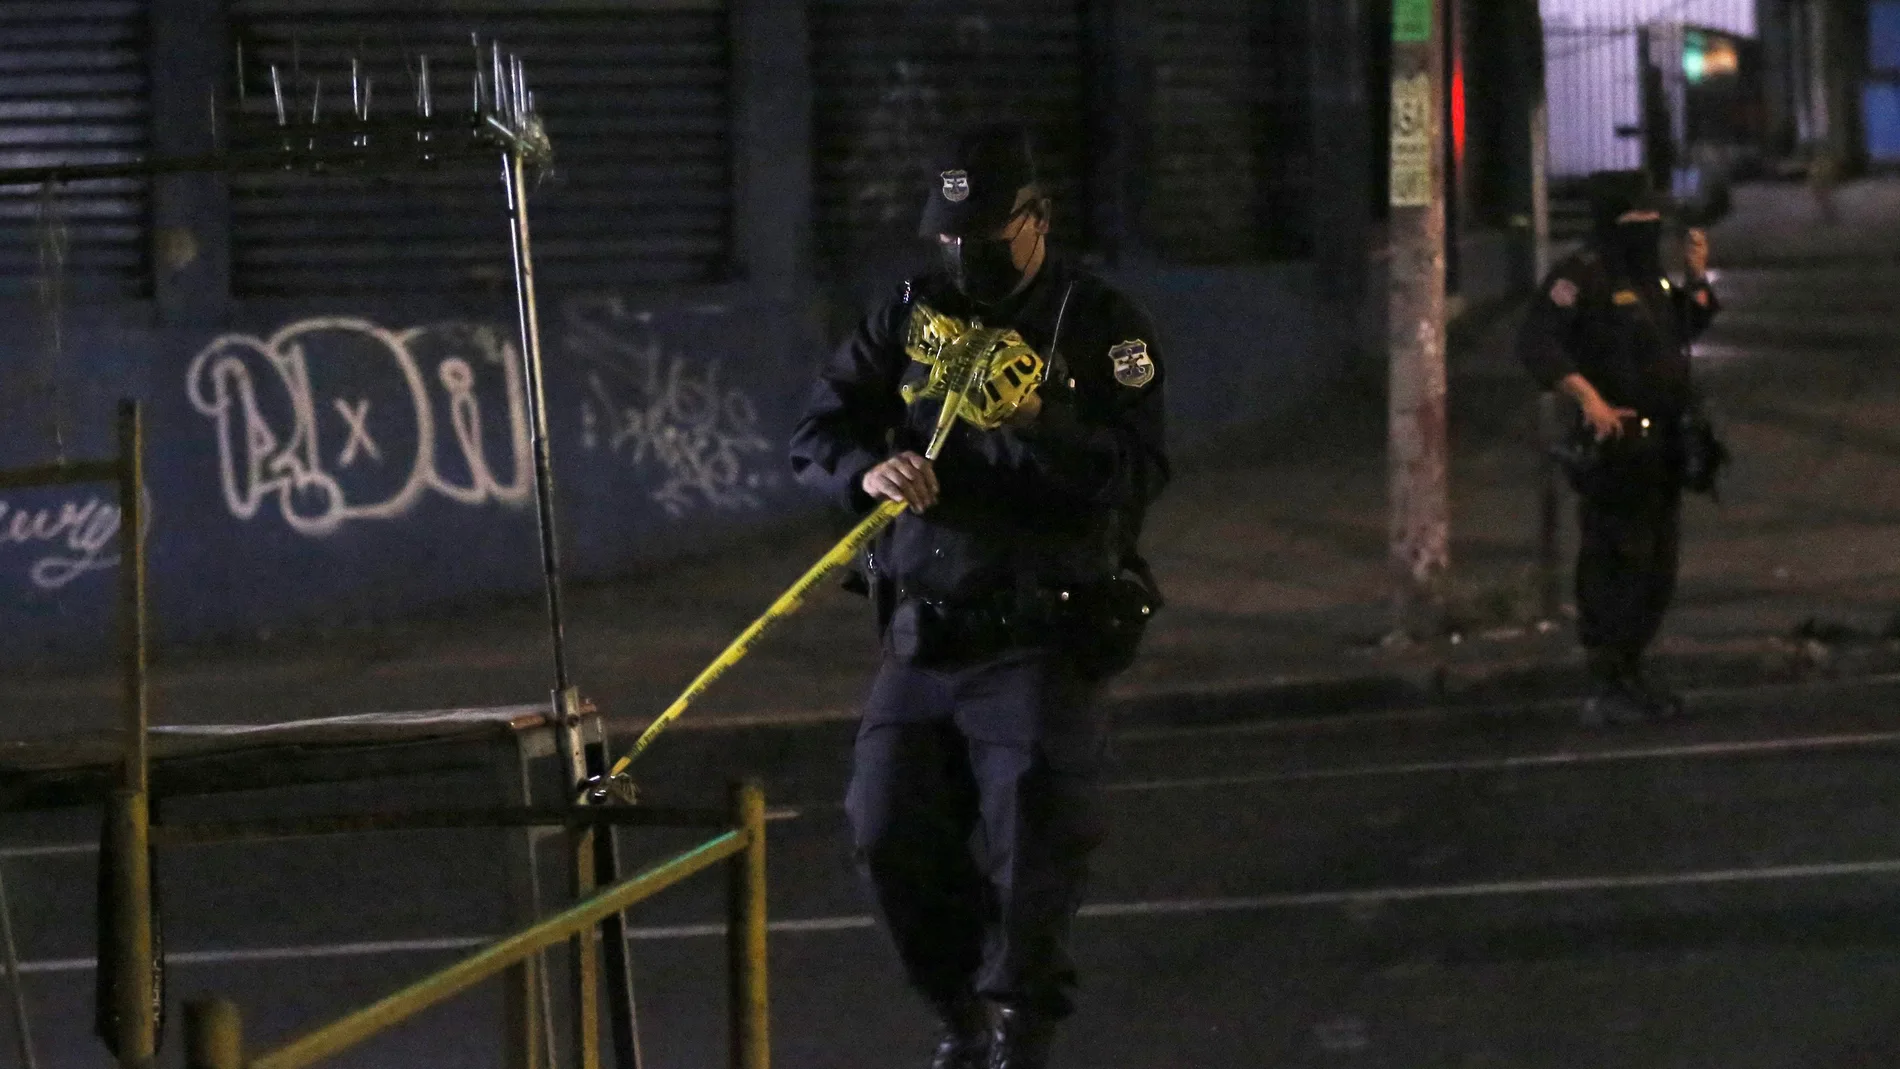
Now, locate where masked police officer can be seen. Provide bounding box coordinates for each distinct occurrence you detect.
[789,124,1169,1068]
[1518,170,1720,726]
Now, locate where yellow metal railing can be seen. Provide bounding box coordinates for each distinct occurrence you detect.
[182,781,771,1069]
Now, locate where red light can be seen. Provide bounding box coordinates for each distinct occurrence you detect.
[1451,57,1467,164]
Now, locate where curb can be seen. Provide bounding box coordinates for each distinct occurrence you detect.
[617,635,1900,800]
[1103,637,1900,731]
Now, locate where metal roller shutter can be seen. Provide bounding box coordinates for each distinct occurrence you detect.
[0,1,152,300]
[810,0,1090,262]
[228,0,732,297]
[1146,0,1311,262]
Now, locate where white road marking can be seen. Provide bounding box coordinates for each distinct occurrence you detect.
[0,844,97,861]
[18,856,1900,975]
[1107,729,1900,794]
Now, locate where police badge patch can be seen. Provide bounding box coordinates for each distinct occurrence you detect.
[941,169,970,203]
[1109,339,1155,388]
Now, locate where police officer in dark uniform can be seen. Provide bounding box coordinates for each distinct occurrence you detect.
[789,124,1168,1069]
[1518,170,1721,726]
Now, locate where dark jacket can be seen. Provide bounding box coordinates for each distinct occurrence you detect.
[789,254,1169,605]
[1518,247,1719,420]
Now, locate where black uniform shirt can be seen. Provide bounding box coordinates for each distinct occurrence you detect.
[789,254,1169,603]
[1517,248,1720,418]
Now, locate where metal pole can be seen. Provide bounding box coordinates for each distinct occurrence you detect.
[1536,392,1564,624]
[119,399,149,801]
[0,861,39,1069]
[501,155,572,700]
[1386,0,1451,639]
[727,782,769,1069]
[184,1000,242,1069]
[1531,98,1552,285]
[500,154,643,1069]
[111,399,156,1068]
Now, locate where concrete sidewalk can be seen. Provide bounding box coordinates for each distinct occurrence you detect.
[8,179,1900,740]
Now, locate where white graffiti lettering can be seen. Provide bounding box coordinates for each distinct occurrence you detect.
[566,298,776,518]
[186,318,533,537]
[333,397,380,467]
[0,494,122,590]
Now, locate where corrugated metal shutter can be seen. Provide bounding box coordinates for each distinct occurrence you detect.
[0,1,152,300]
[228,0,732,297]
[1145,0,1311,262]
[810,0,1089,262]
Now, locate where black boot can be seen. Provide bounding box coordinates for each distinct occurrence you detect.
[986,1002,1056,1069]
[928,996,989,1069]
[1627,661,1686,720]
[1581,649,1648,727]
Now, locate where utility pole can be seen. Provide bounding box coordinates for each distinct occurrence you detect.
[1386,0,1449,639]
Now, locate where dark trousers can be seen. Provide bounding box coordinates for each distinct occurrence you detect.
[845,649,1107,1019]
[1576,483,1682,662]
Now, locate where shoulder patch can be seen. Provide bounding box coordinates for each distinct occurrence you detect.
[1612,289,1640,306]
[1109,339,1155,388]
[1549,278,1579,308]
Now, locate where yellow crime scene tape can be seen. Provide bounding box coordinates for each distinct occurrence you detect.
[611,321,1043,777]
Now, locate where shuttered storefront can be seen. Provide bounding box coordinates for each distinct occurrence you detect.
[0,1,152,300]
[228,0,731,297]
[1146,0,1311,262]
[810,0,1090,261]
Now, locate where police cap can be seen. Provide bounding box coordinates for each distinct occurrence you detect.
[918,123,1041,239]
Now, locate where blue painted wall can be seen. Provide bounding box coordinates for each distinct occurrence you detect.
[0,0,1409,671]
[0,266,1333,669]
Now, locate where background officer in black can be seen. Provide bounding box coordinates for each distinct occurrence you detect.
[1518,170,1720,726]
[789,124,1168,1069]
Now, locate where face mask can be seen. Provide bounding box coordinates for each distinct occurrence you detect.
[1615,219,1664,277]
[942,234,1024,306]
[942,207,1037,306]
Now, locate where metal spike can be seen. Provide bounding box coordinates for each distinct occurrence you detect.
[512,55,526,125]
[362,75,372,120]
[309,74,321,124]
[270,64,287,126]
[471,34,486,111]
[235,40,246,104]
[419,54,432,118]
[492,42,507,117]
[350,58,362,118]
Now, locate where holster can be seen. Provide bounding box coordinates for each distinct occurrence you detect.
[1552,408,1728,501]
[879,563,1162,680]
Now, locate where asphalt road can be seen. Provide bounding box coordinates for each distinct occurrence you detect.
[8,675,1900,1068]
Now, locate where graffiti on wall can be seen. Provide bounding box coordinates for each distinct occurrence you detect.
[0,493,122,590]
[187,318,534,537]
[565,298,776,518]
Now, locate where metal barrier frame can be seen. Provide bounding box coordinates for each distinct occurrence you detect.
[0,400,153,1068]
[179,781,770,1069]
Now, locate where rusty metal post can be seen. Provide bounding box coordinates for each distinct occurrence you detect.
[1385,0,1451,639]
[110,399,156,1068]
[184,1000,242,1069]
[727,781,769,1069]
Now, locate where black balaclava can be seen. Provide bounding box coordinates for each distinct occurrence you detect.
[1588,169,1666,279]
[919,124,1045,307]
[940,206,1040,307]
